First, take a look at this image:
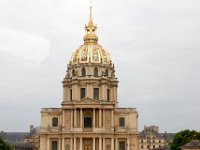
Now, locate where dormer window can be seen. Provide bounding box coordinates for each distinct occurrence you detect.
[81,68,86,77]
[94,67,98,77]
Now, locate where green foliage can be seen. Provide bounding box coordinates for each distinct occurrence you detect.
[170,129,200,150]
[0,138,13,150]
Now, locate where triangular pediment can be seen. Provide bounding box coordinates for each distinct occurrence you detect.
[74,97,100,105]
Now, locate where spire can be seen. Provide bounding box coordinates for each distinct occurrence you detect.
[83,5,98,44]
[88,6,93,26]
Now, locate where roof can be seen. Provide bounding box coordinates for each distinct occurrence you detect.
[0,131,29,143]
[139,130,175,141]
[182,140,200,148]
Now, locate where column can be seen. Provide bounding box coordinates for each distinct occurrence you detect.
[80,109,83,128]
[71,109,73,128]
[80,137,82,150]
[74,138,76,150]
[62,138,65,150]
[111,109,114,128]
[102,84,106,100]
[63,110,65,130]
[93,108,95,128]
[99,109,102,127]
[99,138,102,150]
[74,109,77,127]
[103,138,106,150]
[115,138,118,150]
[93,138,96,150]
[127,138,130,150]
[58,138,61,150]
[70,138,73,150]
[47,138,50,150]
[103,109,105,128]
[111,138,114,150]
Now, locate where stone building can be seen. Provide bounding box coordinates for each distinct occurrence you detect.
[181,140,200,150]
[0,131,34,150]
[139,125,174,150]
[39,6,139,150]
[24,125,40,150]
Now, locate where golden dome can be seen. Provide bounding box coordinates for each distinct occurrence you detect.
[69,6,112,65]
[70,44,112,64]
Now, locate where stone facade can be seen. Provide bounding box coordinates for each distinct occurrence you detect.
[24,125,40,150]
[139,125,174,150]
[39,6,139,150]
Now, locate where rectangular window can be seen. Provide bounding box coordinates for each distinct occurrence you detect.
[80,88,86,99]
[93,88,99,100]
[107,89,110,101]
[52,141,58,150]
[84,117,92,128]
[70,89,72,101]
[119,141,125,150]
[119,117,125,127]
[52,117,58,127]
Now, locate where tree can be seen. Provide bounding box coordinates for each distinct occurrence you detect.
[0,138,12,150]
[170,129,200,150]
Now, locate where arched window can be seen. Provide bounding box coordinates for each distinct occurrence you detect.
[119,117,125,127]
[52,117,58,127]
[81,68,86,77]
[94,67,98,77]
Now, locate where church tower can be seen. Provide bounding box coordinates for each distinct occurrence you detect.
[40,6,139,150]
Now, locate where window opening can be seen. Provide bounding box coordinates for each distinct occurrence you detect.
[52,117,58,127]
[93,88,99,100]
[52,141,58,150]
[119,141,125,150]
[94,67,98,77]
[107,89,110,101]
[119,117,125,127]
[80,88,86,99]
[82,68,86,77]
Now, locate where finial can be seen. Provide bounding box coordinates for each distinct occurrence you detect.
[83,2,98,44]
[89,5,93,26]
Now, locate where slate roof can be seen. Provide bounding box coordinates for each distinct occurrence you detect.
[0,131,29,142]
[139,130,175,142]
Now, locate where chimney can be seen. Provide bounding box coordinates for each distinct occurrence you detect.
[30,125,34,132]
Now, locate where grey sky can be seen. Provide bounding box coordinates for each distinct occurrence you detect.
[0,0,200,133]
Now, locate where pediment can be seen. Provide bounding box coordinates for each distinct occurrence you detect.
[74,97,100,105]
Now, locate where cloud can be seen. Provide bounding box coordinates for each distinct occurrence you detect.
[0,0,200,132]
[0,26,50,64]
